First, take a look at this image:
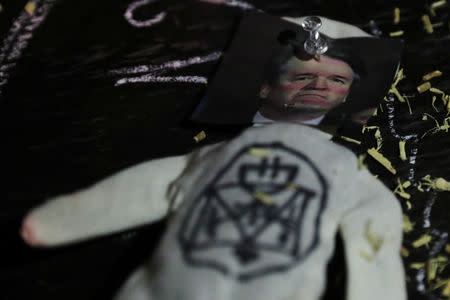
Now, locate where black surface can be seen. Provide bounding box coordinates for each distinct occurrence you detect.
[2,0,450,299]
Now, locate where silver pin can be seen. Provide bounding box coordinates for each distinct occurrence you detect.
[301,16,328,57]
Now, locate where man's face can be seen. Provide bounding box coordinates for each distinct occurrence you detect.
[260,55,354,119]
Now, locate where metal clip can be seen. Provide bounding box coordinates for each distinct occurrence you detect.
[301,16,328,58]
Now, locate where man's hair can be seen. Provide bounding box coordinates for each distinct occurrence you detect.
[262,31,366,86]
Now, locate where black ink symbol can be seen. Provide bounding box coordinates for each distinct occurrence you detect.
[179,143,328,281]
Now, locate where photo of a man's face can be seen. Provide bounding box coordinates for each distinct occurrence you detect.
[190,13,403,129]
[257,55,355,124]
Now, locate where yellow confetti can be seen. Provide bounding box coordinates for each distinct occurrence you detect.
[422,115,428,121]
[423,70,443,81]
[403,181,411,188]
[390,30,404,37]
[24,1,36,15]
[412,234,433,248]
[373,108,378,116]
[358,154,367,170]
[340,136,361,145]
[393,7,400,24]
[422,14,434,34]
[248,148,270,157]
[401,246,409,257]
[253,191,273,205]
[410,262,425,269]
[417,82,432,93]
[403,215,414,233]
[367,148,397,174]
[193,131,206,143]
[399,140,407,161]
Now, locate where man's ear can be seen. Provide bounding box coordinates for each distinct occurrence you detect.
[259,85,271,98]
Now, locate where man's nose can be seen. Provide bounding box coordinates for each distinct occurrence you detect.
[304,77,328,90]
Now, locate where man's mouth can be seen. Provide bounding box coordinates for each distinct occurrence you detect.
[288,94,334,108]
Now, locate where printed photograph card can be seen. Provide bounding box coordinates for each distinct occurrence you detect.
[191,13,403,129]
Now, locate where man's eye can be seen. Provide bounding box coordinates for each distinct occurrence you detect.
[331,78,345,84]
[293,76,312,81]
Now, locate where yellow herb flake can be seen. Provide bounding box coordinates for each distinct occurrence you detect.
[429,87,449,108]
[248,147,270,157]
[427,257,447,281]
[358,154,367,170]
[443,279,450,297]
[421,114,450,138]
[393,8,400,24]
[422,14,434,34]
[399,140,407,161]
[419,174,450,191]
[406,200,412,210]
[374,129,383,150]
[417,81,432,93]
[340,136,361,145]
[365,221,383,253]
[193,131,206,143]
[431,0,447,10]
[390,30,404,37]
[286,183,300,191]
[389,69,407,103]
[395,179,411,199]
[423,70,443,81]
[412,234,433,248]
[432,96,439,112]
[24,1,36,15]
[403,215,414,233]
[401,246,409,257]
[410,262,425,270]
[367,148,397,174]
[253,191,273,205]
[435,177,450,191]
[360,249,374,262]
[432,278,450,290]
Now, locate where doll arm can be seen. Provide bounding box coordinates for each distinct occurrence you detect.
[21,153,193,247]
[339,170,406,300]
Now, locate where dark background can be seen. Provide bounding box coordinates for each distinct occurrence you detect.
[1,0,450,299]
